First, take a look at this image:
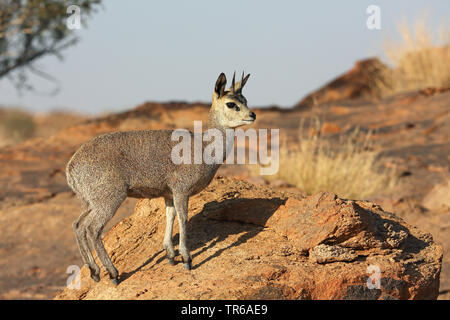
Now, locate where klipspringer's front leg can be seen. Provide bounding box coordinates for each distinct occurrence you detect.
[163,198,176,265]
[173,194,192,270]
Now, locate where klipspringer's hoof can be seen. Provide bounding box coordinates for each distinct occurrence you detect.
[183,262,192,270]
[182,258,192,270]
[110,277,119,286]
[89,268,100,282]
[91,274,100,282]
[167,257,175,265]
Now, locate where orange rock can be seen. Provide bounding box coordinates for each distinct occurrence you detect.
[55,177,442,300]
[321,122,342,134]
[294,58,389,109]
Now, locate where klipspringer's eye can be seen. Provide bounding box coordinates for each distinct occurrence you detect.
[226,102,240,111]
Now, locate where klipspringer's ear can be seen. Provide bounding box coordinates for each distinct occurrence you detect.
[214,72,227,98]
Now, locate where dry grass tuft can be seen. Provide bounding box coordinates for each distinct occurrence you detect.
[254,119,398,200]
[373,16,450,96]
[0,109,36,146]
[0,108,88,147]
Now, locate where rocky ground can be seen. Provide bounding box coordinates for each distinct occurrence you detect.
[0,62,449,299]
[55,177,442,300]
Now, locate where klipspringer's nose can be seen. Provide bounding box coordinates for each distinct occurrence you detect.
[250,112,256,120]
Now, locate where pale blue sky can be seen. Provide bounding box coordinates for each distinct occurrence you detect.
[0,0,449,114]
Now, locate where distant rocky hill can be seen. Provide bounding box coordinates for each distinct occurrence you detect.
[293,58,388,109]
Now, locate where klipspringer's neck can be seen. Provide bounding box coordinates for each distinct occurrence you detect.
[207,110,235,163]
[208,109,223,131]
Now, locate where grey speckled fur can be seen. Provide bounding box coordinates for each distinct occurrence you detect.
[66,72,255,284]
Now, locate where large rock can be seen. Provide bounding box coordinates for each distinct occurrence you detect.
[294,58,388,109]
[422,180,450,212]
[55,177,442,300]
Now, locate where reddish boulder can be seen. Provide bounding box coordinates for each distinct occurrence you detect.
[55,177,442,300]
[294,58,388,109]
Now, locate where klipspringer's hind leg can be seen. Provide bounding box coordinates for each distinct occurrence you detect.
[73,207,101,282]
[87,224,119,285]
[163,198,176,265]
[85,193,125,285]
[173,193,191,270]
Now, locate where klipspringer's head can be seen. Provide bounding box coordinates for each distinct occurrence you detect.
[210,72,256,129]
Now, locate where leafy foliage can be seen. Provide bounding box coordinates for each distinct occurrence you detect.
[0,0,101,92]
